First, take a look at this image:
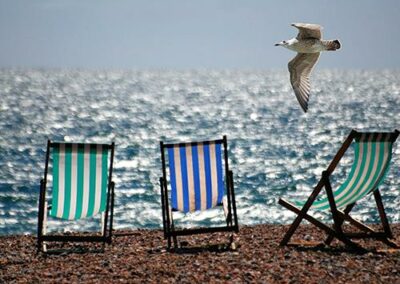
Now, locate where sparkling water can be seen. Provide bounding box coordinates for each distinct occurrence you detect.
[0,69,399,235]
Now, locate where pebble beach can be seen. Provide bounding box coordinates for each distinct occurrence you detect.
[1,224,399,283]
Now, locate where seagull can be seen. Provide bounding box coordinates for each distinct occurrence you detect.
[275,23,341,112]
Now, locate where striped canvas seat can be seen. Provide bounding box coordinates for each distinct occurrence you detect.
[167,141,224,213]
[279,130,399,250]
[50,143,109,220]
[293,133,394,211]
[160,136,239,249]
[37,140,115,252]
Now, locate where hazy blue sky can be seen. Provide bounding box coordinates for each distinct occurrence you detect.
[0,0,399,69]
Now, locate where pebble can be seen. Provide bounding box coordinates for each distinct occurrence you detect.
[0,224,399,283]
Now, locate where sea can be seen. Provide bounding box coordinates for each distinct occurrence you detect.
[0,69,399,236]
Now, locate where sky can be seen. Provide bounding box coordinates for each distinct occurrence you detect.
[0,0,399,70]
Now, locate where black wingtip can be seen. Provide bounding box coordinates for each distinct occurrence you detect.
[298,99,308,113]
[334,40,341,50]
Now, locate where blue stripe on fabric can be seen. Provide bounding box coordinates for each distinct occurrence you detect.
[203,144,213,209]
[167,148,178,210]
[179,146,190,212]
[215,143,224,204]
[191,145,201,211]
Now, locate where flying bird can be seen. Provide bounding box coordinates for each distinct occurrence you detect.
[275,23,341,112]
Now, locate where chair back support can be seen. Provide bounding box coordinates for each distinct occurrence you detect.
[166,141,225,213]
[310,132,395,210]
[49,143,110,220]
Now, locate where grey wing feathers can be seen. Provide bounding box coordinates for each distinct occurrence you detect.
[292,23,322,40]
[288,53,320,112]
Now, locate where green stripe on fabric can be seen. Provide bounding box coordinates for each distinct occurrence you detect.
[62,144,72,219]
[334,141,368,208]
[309,143,362,210]
[52,145,60,217]
[371,142,392,190]
[339,141,376,207]
[333,144,360,198]
[292,140,394,212]
[75,144,85,219]
[87,145,97,217]
[100,147,109,212]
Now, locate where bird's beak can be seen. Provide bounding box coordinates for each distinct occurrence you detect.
[274,41,283,46]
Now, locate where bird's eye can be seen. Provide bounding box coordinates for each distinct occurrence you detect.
[283,41,286,43]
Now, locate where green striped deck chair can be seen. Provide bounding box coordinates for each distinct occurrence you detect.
[37,140,115,252]
[160,136,239,249]
[279,130,399,251]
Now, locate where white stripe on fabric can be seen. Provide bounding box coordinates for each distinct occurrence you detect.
[309,134,393,210]
[197,143,207,211]
[93,145,103,216]
[368,141,391,192]
[57,144,65,218]
[68,144,78,220]
[185,145,195,212]
[365,140,390,191]
[81,144,90,218]
[339,135,375,207]
[209,142,219,207]
[311,139,365,210]
[343,136,373,205]
[339,134,382,207]
[173,146,184,211]
[319,140,365,208]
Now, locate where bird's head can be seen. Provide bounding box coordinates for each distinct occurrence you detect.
[275,40,288,47]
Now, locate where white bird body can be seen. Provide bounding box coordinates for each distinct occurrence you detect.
[276,23,341,112]
[284,38,327,53]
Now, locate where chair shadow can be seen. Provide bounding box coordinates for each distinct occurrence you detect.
[40,245,105,255]
[286,241,399,255]
[169,241,238,254]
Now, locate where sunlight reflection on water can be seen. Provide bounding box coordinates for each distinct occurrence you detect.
[0,69,399,235]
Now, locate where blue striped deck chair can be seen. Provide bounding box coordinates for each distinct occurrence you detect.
[37,140,115,252]
[160,136,239,249]
[279,129,400,251]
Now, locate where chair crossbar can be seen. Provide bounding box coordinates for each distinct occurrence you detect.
[279,130,399,251]
[37,141,115,252]
[160,136,239,249]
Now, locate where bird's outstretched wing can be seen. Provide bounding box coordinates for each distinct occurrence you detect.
[292,23,322,40]
[288,52,320,112]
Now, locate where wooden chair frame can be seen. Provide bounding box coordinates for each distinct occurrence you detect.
[37,140,116,252]
[160,136,239,249]
[279,129,400,252]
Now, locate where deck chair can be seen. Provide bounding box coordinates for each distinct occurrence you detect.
[279,129,399,251]
[37,140,115,252]
[159,136,239,249]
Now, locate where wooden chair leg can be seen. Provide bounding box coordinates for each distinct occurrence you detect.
[373,190,393,239]
[279,179,325,246]
[325,203,355,245]
[173,235,178,248]
[279,199,366,251]
[323,174,364,251]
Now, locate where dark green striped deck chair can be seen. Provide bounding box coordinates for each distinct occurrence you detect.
[37,141,115,252]
[160,136,239,249]
[279,129,399,251]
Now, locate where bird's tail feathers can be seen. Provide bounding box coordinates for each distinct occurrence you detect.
[325,40,341,51]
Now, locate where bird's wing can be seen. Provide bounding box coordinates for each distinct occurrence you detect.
[288,52,320,112]
[292,23,322,40]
